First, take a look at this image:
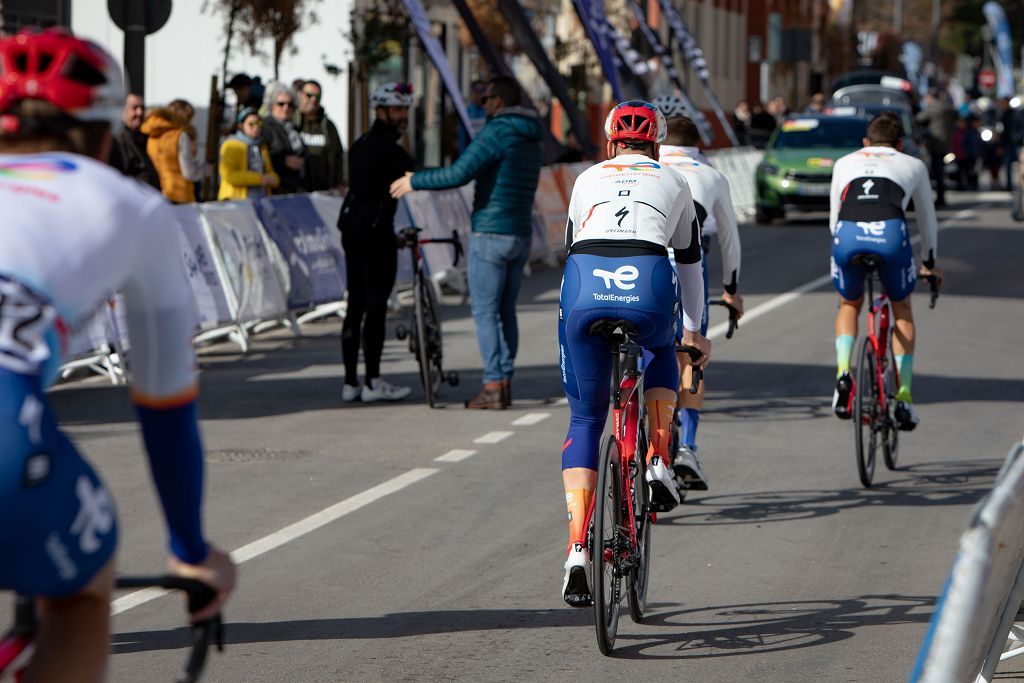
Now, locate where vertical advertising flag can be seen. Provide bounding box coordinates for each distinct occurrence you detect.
[982,2,1015,98]
[571,0,625,101]
[401,0,476,139]
[658,0,740,146]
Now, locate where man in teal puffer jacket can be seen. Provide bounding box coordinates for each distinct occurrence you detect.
[391,77,543,409]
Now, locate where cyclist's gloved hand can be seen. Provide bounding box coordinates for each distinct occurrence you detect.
[722,291,745,319]
[919,264,944,287]
[681,330,711,369]
[168,545,238,625]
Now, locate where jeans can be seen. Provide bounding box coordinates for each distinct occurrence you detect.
[467,232,531,382]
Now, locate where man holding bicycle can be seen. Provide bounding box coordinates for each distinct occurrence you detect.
[829,113,943,430]
[558,101,710,606]
[652,99,744,492]
[0,30,235,682]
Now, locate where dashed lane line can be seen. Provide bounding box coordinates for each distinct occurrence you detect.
[434,448,478,463]
[511,412,551,426]
[473,431,514,444]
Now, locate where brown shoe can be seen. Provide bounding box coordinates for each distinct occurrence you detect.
[466,382,505,410]
[500,379,511,407]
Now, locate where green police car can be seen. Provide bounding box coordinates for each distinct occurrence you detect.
[755,114,868,224]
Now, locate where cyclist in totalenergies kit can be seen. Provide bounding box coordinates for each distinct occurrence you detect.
[559,101,710,607]
[0,30,235,682]
[652,96,743,492]
[829,113,943,430]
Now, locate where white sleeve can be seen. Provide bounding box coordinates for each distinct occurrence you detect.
[564,182,580,249]
[676,260,704,332]
[713,176,741,293]
[911,159,939,265]
[177,133,205,182]
[121,199,199,403]
[828,160,844,234]
[667,182,697,253]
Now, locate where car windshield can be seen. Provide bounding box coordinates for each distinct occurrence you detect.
[772,118,867,149]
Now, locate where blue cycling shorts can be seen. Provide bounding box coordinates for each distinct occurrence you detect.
[558,249,679,471]
[831,218,916,302]
[0,369,118,597]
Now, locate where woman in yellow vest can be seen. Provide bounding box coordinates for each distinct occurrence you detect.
[141,99,205,203]
[218,108,280,200]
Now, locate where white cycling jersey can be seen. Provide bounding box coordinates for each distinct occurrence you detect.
[0,152,197,402]
[659,145,742,293]
[564,153,704,331]
[828,145,938,264]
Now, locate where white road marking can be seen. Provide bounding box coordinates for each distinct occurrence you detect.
[707,208,974,340]
[434,448,478,463]
[511,412,551,426]
[110,467,439,616]
[473,431,514,444]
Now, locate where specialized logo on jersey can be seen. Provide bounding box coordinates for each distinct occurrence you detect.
[601,161,661,172]
[0,157,78,180]
[857,179,879,199]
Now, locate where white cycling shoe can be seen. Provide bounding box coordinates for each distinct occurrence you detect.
[673,446,709,491]
[361,377,411,403]
[342,383,361,402]
[562,542,592,608]
[646,455,681,512]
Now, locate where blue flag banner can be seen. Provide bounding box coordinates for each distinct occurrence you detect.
[402,0,476,139]
[628,0,713,144]
[658,0,740,146]
[254,195,346,310]
[900,41,924,96]
[572,0,625,101]
[982,2,1015,98]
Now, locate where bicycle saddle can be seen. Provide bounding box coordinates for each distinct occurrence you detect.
[851,253,884,272]
[588,319,638,344]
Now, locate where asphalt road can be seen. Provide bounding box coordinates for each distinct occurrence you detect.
[5,192,1023,682]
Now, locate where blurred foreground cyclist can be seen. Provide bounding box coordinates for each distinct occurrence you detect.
[0,29,235,682]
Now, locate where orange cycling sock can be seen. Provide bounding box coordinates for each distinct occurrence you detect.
[565,488,593,551]
[645,398,676,464]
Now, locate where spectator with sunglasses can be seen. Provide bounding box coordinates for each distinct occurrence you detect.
[261,82,305,194]
[297,79,345,193]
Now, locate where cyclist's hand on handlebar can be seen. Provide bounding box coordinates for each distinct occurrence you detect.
[168,545,237,624]
[919,264,944,287]
[389,172,415,199]
[722,291,745,319]
[681,330,711,369]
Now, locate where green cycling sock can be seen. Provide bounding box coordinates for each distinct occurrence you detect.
[895,354,913,402]
[835,335,855,377]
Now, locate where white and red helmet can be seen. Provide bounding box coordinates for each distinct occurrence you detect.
[604,100,667,144]
[651,94,690,119]
[0,28,124,132]
[370,82,414,109]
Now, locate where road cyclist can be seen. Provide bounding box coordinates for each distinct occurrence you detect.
[652,96,744,493]
[0,28,236,682]
[828,112,943,431]
[558,100,710,606]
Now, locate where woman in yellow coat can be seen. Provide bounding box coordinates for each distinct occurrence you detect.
[218,108,280,200]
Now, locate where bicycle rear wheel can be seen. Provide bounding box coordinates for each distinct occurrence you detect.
[854,336,878,488]
[414,275,440,407]
[882,344,899,470]
[628,422,651,623]
[592,434,623,655]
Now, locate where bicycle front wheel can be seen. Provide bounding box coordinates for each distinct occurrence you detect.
[882,344,899,470]
[592,434,623,655]
[627,422,651,624]
[854,336,878,488]
[414,275,439,407]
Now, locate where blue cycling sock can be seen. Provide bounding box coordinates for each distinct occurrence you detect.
[135,401,209,564]
[679,408,700,450]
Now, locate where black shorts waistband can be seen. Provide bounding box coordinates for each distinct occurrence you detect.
[569,239,668,258]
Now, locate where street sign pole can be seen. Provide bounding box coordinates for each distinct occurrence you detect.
[124,0,146,96]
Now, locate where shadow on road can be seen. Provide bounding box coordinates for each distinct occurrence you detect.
[663,460,1000,527]
[111,607,590,655]
[611,594,934,659]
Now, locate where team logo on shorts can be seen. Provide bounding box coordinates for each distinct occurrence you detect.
[593,265,639,290]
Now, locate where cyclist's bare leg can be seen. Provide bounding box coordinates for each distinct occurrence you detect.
[834,295,864,339]
[890,297,915,356]
[25,559,114,683]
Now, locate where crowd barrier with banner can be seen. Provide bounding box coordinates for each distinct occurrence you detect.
[57,153,763,382]
[910,442,1024,683]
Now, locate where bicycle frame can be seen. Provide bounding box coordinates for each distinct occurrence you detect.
[864,275,900,418]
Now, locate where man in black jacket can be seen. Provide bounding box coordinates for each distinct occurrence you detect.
[108,93,160,190]
[336,82,415,403]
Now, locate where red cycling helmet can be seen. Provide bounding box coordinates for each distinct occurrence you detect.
[604,100,667,144]
[0,28,124,132]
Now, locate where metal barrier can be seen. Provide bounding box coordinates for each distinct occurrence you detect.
[706,146,763,222]
[910,441,1024,682]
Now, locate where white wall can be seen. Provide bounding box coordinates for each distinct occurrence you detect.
[72,0,353,145]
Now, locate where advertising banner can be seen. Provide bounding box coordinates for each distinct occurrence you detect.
[982,2,1015,98]
[571,0,625,101]
[174,204,233,328]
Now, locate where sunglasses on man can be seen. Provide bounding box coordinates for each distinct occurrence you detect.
[302,90,321,100]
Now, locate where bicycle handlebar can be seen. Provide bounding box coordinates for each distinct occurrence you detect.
[115,575,224,683]
[400,227,463,267]
[677,345,704,394]
[708,299,740,339]
[924,274,940,309]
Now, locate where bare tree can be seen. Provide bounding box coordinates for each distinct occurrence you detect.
[205,0,320,82]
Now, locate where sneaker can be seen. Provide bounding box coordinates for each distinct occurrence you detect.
[361,378,411,403]
[894,401,920,431]
[646,455,680,512]
[672,446,709,491]
[562,542,592,607]
[342,383,361,402]
[832,372,854,420]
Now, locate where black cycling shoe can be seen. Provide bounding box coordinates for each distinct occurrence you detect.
[832,372,854,420]
[894,401,920,431]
